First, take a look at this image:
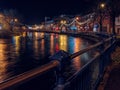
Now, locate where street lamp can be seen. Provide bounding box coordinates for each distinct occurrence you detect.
[76,17,79,20]
[60,20,66,24]
[60,20,67,31]
[100,3,105,9]
[99,2,106,32]
[14,18,18,22]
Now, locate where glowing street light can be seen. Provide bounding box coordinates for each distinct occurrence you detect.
[76,17,79,20]
[14,18,18,22]
[100,3,105,9]
[60,20,66,24]
[60,20,63,24]
[99,2,106,32]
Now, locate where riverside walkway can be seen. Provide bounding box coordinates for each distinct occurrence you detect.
[98,37,120,90]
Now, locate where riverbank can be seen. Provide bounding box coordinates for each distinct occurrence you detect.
[0,30,22,38]
[0,30,13,38]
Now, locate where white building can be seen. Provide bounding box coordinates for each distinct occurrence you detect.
[115,16,120,34]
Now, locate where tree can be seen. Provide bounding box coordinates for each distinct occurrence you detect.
[3,9,23,31]
[0,13,10,30]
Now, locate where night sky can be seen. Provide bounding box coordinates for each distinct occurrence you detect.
[0,0,96,24]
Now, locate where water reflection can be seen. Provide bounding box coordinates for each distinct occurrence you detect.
[0,43,8,82]
[54,35,59,52]
[59,35,68,51]
[33,36,39,59]
[0,32,95,83]
[50,34,54,55]
[68,37,75,54]
[12,36,20,55]
[0,39,16,83]
[72,38,82,70]
[41,39,45,57]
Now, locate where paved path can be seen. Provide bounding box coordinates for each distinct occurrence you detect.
[98,41,120,90]
[104,65,120,90]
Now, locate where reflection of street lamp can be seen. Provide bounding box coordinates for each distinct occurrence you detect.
[99,2,106,32]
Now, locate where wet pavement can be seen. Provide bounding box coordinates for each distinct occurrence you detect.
[98,40,120,90]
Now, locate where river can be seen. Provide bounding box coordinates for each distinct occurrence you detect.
[0,32,97,90]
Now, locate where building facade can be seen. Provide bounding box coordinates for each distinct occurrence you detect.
[115,16,120,34]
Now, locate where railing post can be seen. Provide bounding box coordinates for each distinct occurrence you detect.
[98,40,105,78]
[49,50,70,90]
[110,34,114,44]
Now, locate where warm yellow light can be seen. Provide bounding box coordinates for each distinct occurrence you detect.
[59,35,67,51]
[51,24,53,26]
[64,20,66,24]
[14,18,18,22]
[0,14,4,18]
[100,3,105,9]
[14,36,20,55]
[50,35,54,55]
[60,20,64,24]
[60,20,66,24]
[39,25,44,29]
[76,17,79,20]
[22,32,26,37]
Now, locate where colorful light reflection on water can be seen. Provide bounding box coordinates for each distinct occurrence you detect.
[0,32,95,83]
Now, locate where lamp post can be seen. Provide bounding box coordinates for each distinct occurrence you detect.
[100,3,105,9]
[14,18,18,22]
[99,3,105,32]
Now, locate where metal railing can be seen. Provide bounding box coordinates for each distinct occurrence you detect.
[63,39,116,90]
[54,35,116,90]
[0,61,59,90]
[0,33,116,90]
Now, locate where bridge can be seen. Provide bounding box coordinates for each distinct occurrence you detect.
[0,31,118,90]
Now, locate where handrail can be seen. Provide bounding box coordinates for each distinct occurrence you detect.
[67,40,116,83]
[70,42,102,59]
[104,37,112,42]
[70,35,116,59]
[63,37,116,90]
[0,32,116,90]
[0,60,59,90]
[67,53,100,82]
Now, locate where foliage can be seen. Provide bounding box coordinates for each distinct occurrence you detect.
[0,9,23,31]
[0,13,11,30]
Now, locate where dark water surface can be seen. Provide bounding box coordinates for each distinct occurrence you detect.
[0,32,96,89]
